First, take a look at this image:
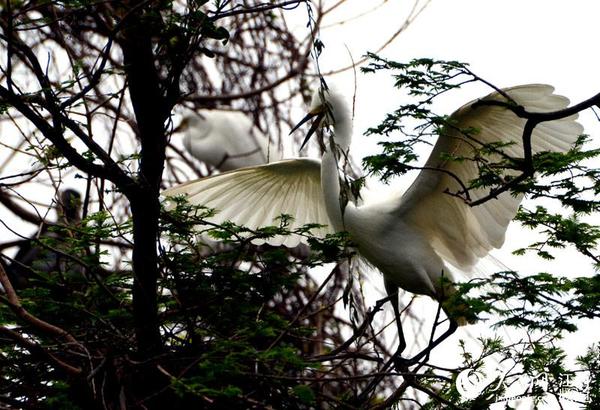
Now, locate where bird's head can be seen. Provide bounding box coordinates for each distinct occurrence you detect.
[178,113,210,134]
[58,189,82,224]
[291,87,352,152]
[178,113,212,152]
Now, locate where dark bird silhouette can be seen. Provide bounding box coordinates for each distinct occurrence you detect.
[3,189,83,289]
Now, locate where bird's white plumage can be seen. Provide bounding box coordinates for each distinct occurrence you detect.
[396,85,583,271]
[163,158,334,247]
[164,84,582,300]
[181,110,282,171]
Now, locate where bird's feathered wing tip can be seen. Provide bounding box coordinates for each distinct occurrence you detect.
[162,159,334,247]
[397,84,583,273]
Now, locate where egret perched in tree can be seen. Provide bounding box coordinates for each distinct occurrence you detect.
[179,110,283,172]
[164,85,582,362]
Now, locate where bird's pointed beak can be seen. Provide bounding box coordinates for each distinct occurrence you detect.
[290,110,325,151]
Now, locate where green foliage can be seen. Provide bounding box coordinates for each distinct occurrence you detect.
[517,135,600,212]
[515,207,600,264]
[0,213,136,405]
[420,332,597,408]
[578,345,600,408]
[0,196,351,408]
[361,55,471,96]
[153,0,230,62]
[361,56,473,182]
[147,200,351,407]
[454,271,600,333]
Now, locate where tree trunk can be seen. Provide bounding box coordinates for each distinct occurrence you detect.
[120,12,169,358]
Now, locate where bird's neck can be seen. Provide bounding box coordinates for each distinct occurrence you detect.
[320,114,354,231]
[321,148,347,232]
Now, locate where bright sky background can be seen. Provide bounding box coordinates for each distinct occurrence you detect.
[299,1,600,406]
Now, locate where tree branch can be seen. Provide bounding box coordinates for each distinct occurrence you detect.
[0,262,84,368]
[468,91,600,206]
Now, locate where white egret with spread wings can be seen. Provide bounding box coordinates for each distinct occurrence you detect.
[164,85,582,363]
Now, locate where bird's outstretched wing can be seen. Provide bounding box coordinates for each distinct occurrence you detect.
[396,84,583,271]
[162,158,333,247]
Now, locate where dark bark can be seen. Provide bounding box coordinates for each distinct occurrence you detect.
[120,10,170,358]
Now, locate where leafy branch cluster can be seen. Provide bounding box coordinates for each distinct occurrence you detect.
[456,271,600,333]
[361,55,600,207]
[360,55,474,182]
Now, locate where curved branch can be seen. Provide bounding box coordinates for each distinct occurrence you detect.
[0,262,84,367]
[0,85,134,191]
[208,0,307,20]
[469,90,600,206]
[0,326,81,376]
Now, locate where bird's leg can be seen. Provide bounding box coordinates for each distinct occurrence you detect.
[394,305,458,369]
[384,280,406,357]
[395,270,460,368]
